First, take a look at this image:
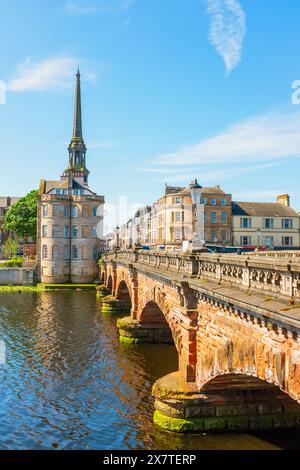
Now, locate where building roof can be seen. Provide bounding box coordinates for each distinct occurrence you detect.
[200,186,227,195]
[232,201,299,217]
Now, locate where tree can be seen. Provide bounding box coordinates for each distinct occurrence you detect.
[3,238,18,259]
[3,190,38,241]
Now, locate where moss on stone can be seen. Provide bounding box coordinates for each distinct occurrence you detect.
[116,316,137,329]
[119,335,141,345]
[153,410,205,433]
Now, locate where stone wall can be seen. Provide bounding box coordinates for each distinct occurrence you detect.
[0,267,36,285]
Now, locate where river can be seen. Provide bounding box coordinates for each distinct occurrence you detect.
[0,291,299,450]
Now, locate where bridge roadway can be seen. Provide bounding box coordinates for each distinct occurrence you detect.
[101,250,300,433]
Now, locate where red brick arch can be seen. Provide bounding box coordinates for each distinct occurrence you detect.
[116,280,132,305]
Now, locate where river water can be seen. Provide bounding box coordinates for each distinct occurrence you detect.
[0,291,299,450]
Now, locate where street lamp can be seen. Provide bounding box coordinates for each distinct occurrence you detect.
[256,228,261,251]
[189,179,202,242]
[115,225,120,250]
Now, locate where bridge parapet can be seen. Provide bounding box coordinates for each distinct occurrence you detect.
[103,250,300,300]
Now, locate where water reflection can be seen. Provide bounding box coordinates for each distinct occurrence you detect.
[0,291,299,450]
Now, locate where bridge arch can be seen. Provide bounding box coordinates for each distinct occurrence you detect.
[107,274,113,291]
[116,280,132,306]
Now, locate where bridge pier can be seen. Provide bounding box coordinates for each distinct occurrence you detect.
[117,316,174,344]
[152,372,300,433]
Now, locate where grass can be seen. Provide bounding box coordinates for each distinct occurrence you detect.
[0,283,98,293]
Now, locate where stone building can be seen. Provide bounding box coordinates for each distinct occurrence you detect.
[37,69,105,283]
[189,180,232,244]
[232,194,300,249]
[155,185,193,247]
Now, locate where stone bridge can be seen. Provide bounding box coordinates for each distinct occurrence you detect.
[101,250,300,433]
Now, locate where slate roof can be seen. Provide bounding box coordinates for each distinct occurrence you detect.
[232,201,299,217]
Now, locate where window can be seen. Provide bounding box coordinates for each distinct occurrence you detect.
[221,198,226,206]
[72,245,78,260]
[93,226,98,238]
[42,225,48,237]
[53,205,61,216]
[263,236,274,247]
[52,245,59,260]
[211,229,217,242]
[282,236,293,246]
[64,225,70,237]
[42,205,48,217]
[63,246,69,260]
[221,230,227,242]
[72,206,78,218]
[201,197,206,205]
[175,212,181,222]
[211,198,217,206]
[264,218,274,229]
[240,236,252,246]
[92,206,97,217]
[93,246,99,260]
[64,206,70,217]
[175,227,181,240]
[221,212,227,224]
[240,217,252,228]
[52,225,60,237]
[72,225,78,238]
[282,219,293,229]
[176,197,181,204]
[42,245,48,259]
[211,212,217,223]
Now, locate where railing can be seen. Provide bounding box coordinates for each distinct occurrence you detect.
[103,250,300,299]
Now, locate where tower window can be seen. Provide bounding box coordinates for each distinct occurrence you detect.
[72,245,78,260]
[42,205,48,217]
[42,245,48,259]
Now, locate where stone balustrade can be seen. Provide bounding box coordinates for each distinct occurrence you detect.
[104,249,300,300]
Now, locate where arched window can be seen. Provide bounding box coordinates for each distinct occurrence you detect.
[52,245,60,260]
[42,245,48,259]
[72,245,78,260]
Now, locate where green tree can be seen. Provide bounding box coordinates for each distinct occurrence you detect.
[3,190,38,241]
[3,238,18,259]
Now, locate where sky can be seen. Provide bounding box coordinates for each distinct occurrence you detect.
[1,0,300,231]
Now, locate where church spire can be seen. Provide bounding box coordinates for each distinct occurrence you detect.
[67,69,89,182]
[73,67,83,138]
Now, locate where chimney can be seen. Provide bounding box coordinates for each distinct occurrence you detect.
[277,194,290,207]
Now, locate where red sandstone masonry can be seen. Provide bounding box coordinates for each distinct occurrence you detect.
[103,253,300,403]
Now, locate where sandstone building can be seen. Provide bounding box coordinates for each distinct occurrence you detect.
[37,70,105,283]
[232,194,300,249]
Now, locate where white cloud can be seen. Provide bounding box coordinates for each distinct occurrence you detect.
[64,0,137,15]
[7,56,95,92]
[206,0,246,76]
[155,162,281,184]
[156,106,300,166]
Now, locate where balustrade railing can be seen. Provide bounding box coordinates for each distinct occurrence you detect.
[103,250,300,299]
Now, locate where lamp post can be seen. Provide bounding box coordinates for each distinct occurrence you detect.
[189,179,203,242]
[115,225,120,250]
[256,228,261,251]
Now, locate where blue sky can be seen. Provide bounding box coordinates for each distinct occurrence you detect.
[1,0,300,228]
